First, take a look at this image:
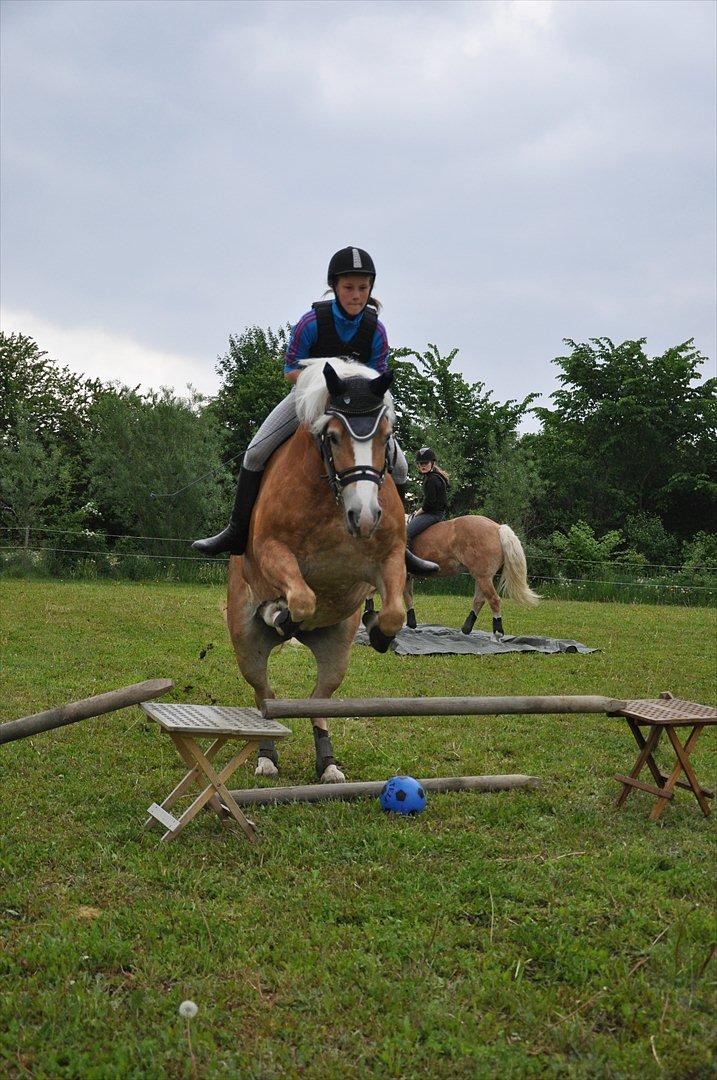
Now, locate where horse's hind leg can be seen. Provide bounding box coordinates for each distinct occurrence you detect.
[462,580,487,635]
[301,611,361,782]
[475,575,504,636]
[404,575,417,629]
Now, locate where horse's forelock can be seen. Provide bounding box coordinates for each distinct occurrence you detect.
[295,358,394,434]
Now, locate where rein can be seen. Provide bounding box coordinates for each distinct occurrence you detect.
[319,406,391,505]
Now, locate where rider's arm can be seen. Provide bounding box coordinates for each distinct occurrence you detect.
[284,310,319,381]
[370,319,389,373]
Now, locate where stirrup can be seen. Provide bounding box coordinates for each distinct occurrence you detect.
[405,549,439,577]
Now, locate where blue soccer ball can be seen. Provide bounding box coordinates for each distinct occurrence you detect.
[379,776,427,815]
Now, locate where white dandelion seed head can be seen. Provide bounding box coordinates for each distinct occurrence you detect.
[179,999,198,1019]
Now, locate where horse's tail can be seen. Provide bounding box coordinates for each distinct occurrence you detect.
[498,525,541,606]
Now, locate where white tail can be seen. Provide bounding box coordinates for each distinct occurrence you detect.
[498,525,541,606]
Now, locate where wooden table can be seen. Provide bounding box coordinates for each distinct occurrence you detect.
[142,703,291,843]
[613,694,716,820]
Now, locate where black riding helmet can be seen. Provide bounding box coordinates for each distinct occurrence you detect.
[416,447,436,464]
[327,247,376,287]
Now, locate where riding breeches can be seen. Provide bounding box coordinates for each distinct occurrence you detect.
[406,511,446,543]
[242,388,408,484]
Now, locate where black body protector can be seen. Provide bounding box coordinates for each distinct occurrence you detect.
[309,301,378,364]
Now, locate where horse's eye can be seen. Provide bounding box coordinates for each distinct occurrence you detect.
[328,431,339,444]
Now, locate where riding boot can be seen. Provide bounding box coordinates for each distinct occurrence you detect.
[191,466,263,556]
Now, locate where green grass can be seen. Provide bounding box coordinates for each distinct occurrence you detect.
[1,580,715,1079]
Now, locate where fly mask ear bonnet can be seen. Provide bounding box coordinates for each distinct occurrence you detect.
[320,363,395,501]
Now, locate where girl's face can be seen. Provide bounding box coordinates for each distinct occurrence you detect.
[335,274,372,315]
[418,461,433,474]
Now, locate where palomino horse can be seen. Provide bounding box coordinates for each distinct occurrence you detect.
[401,516,540,634]
[227,358,407,782]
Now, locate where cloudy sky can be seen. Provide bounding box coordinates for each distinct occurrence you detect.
[1,0,715,425]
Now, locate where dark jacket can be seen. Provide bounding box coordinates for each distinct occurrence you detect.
[421,469,449,514]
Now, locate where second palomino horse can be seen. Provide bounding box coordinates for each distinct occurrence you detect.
[400,515,540,634]
[227,358,406,782]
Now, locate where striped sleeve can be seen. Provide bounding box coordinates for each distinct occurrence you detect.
[370,318,389,374]
[284,310,319,373]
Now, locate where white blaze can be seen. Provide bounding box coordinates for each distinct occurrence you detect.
[341,435,382,537]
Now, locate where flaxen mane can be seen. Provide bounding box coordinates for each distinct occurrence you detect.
[294,357,396,434]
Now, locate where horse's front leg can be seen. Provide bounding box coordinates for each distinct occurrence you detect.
[253,539,317,635]
[364,547,406,653]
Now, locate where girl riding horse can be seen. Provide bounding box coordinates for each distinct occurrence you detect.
[407,446,450,547]
[193,247,432,574]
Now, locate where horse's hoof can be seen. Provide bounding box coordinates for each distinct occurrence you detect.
[365,614,394,653]
[406,609,417,630]
[273,608,302,639]
[461,621,473,635]
[255,756,279,778]
[369,627,394,653]
[320,763,346,783]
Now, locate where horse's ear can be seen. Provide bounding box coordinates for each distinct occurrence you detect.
[370,370,394,398]
[323,363,344,396]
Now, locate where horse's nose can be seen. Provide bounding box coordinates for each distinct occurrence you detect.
[346,507,360,536]
[347,504,381,538]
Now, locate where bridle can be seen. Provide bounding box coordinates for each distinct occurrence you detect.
[319,405,392,505]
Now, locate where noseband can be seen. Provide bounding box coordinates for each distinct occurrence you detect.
[319,405,391,505]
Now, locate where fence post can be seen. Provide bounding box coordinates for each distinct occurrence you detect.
[24,525,30,550]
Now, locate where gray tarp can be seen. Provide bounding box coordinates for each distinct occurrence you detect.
[355,624,598,656]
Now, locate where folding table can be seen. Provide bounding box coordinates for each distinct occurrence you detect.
[142,703,291,843]
[613,694,716,820]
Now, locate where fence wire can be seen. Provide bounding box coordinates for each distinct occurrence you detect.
[1,531,715,607]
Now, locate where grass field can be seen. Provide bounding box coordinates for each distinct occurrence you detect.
[1,580,715,1079]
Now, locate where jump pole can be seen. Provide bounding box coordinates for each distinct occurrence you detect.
[0,678,174,746]
[229,774,541,806]
[261,695,627,720]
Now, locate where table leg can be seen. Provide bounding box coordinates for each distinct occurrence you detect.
[160,737,260,843]
[615,722,663,808]
[652,725,711,820]
[180,737,260,843]
[144,735,228,829]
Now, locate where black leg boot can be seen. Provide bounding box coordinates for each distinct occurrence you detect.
[191,466,263,556]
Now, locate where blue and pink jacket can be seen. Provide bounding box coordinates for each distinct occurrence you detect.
[284,300,389,376]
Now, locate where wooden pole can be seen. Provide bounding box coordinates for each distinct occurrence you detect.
[228,774,541,806]
[261,695,626,720]
[0,678,174,746]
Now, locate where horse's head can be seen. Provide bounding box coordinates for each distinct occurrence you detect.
[295,359,395,539]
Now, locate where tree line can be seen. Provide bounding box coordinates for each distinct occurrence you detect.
[1,328,715,582]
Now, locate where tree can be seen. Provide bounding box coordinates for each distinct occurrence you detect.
[0,414,76,534]
[0,333,100,532]
[83,385,231,544]
[480,433,545,535]
[531,338,717,539]
[390,344,536,515]
[212,326,290,469]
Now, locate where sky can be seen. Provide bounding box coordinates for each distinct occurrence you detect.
[1,0,715,429]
